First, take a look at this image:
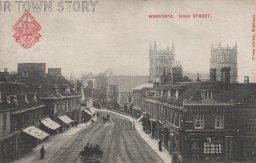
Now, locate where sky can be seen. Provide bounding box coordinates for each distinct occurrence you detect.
[0,0,256,82]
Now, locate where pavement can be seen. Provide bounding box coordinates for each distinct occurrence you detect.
[13,119,95,163]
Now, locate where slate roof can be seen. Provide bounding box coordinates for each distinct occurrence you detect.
[0,82,45,113]
[9,73,80,99]
[109,76,149,92]
[149,81,256,107]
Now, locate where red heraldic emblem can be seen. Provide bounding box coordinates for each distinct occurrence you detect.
[13,11,41,48]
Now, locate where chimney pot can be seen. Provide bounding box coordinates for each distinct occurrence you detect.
[244,76,250,83]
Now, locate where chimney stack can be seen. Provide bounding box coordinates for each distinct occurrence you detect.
[4,68,7,72]
[210,68,217,81]
[244,76,250,83]
[220,67,231,86]
[197,73,200,81]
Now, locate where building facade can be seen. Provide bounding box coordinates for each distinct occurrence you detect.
[107,76,149,109]
[0,82,48,163]
[12,63,82,129]
[140,67,256,163]
[210,43,238,83]
[149,42,175,82]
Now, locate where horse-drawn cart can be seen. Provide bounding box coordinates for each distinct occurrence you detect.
[79,149,103,163]
[102,115,110,123]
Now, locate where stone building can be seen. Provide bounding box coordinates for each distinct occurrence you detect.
[149,42,175,82]
[107,76,149,109]
[132,83,154,118]
[210,43,238,83]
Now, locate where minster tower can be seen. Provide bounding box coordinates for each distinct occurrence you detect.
[210,43,238,83]
[149,42,175,82]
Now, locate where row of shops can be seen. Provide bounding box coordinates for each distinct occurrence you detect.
[0,106,97,163]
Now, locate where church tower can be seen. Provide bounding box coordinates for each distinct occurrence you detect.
[149,42,175,82]
[210,43,238,83]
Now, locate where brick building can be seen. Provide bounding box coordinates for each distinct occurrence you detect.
[141,67,256,163]
[11,63,82,130]
[0,82,48,163]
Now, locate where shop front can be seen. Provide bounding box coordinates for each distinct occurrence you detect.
[58,115,74,131]
[185,136,228,163]
[21,126,49,154]
[150,118,158,139]
[0,133,17,163]
[41,117,61,134]
[82,108,93,122]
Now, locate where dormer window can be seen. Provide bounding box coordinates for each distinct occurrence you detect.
[201,91,213,100]
[175,90,179,98]
[14,95,18,105]
[24,94,29,103]
[33,93,37,101]
[21,71,29,78]
[7,96,11,104]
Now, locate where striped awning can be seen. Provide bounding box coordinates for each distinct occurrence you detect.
[41,118,61,130]
[58,115,74,124]
[89,107,96,114]
[83,109,93,116]
[23,126,49,140]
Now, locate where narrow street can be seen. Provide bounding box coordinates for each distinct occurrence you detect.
[48,111,164,163]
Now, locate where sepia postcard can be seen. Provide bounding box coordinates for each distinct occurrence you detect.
[0,0,256,163]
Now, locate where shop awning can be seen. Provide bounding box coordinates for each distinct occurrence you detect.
[133,106,142,112]
[137,115,144,122]
[41,118,61,130]
[83,109,93,116]
[149,118,157,122]
[22,126,49,140]
[89,107,96,114]
[58,115,74,124]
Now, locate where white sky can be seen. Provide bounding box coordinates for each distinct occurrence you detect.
[0,0,256,82]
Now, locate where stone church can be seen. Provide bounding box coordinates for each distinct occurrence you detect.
[149,42,175,82]
[210,43,238,83]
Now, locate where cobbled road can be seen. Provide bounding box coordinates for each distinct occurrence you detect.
[48,111,163,163]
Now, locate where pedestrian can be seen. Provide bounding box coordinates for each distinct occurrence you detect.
[40,145,45,159]
[178,154,183,163]
[158,139,162,151]
[84,143,90,152]
[132,121,135,128]
[172,152,178,163]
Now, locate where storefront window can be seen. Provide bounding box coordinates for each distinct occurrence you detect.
[215,113,224,129]
[194,114,204,129]
[3,113,6,132]
[247,115,256,132]
[204,139,222,154]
